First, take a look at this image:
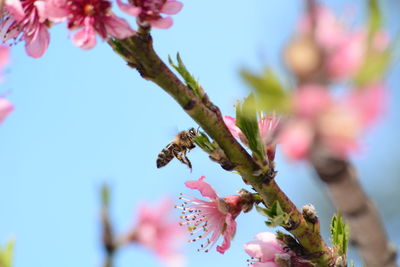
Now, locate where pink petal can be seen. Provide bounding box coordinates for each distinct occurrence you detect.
[0,98,14,123]
[299,6,346,50]
[184,176,218,200]
[346,83,386,128]
[254,232,279,243]
[149,17,173,29]
[134,199,186,266]
[5,0,25,20]
[216,214,236,254]
[244,233,284,262]
[294,84,331,118]
[0,46,10,70]
[161,1,183,15]
[326,31,366,79]
[45,0,69,22]
[280,120,314,160]
[34,0,47,23]
[116,0,141,16]
[103,15,135,39]
[24,24,50,58]
[223,116,241,139]
[72,20,97,50]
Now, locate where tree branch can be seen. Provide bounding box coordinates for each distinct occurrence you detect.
[101,185,116,267]
[310,152,397,267]
[109,30,333,266]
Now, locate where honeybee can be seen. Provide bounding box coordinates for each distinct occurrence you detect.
[156,128,198,170]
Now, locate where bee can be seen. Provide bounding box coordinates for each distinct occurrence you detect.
[156,128,198,171]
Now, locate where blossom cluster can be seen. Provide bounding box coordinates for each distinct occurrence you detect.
[0,0,183,57]
[223,5,389,162]
[120,176,305,267]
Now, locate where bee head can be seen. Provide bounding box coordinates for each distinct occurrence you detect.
[188,127,198,137]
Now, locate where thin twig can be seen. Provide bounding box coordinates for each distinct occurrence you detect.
[101,185,116,267]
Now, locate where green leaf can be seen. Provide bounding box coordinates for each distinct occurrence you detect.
[354,48,391,86]
[0,239,15,267]
[256,201,290,227]
[101,184,110,208]
[368,0,382,38]
[241,68,290,113]
[193,131,217,154]
[236,94,265,162]
[169,53,203,98]
[330,213,350,255]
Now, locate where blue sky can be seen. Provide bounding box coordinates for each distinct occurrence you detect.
[0,0,399,266]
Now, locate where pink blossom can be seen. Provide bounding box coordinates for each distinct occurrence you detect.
[293,84,331,118]
[1,0,50,58]
[299,6,347,50]
[125,198,186,267]
[280,84,386,159]
[326,31,366,79]
[280,119,314,160]
[223,114,279,161]
[0,98,14,123]
[117,0,183,29]
[318,83,386,156]
[244,232,287,267]
[299,6,389,80]
[46,0,135,49]
[177,176,243,254]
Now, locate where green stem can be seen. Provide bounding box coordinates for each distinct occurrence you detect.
[109,30,333,266]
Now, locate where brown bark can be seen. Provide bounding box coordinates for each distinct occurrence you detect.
[310,152,397,267]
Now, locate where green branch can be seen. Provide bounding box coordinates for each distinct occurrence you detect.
[109,29,332,266]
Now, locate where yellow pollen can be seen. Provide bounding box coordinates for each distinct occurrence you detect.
[84,4,95,15]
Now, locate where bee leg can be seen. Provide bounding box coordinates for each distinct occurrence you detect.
[181,150,193,171]
[184,156,193,171]
[173,150,192,171]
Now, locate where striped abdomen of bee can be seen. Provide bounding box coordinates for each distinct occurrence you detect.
[156,143,181,168]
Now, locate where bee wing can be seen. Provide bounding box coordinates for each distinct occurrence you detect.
[167,125,180,139]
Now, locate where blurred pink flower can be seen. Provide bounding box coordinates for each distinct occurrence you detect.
[0,45,10,82]
[293,84,331,118]
[280,119,314,160]
[299,6,346,50]
[223,114,280,161]
[0,46,10,70]
[280,84,386,159]
[177,176,243,254]
[299,6,389,80]
[117,0,183,29]
[0,98,13,123]
[244,232,287,267]
[126,198,186,267]
[325,31,365,79]
[0,46,13,123]
[46,0,135,49]
[318,83,386,156]
[1,0,50,58]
